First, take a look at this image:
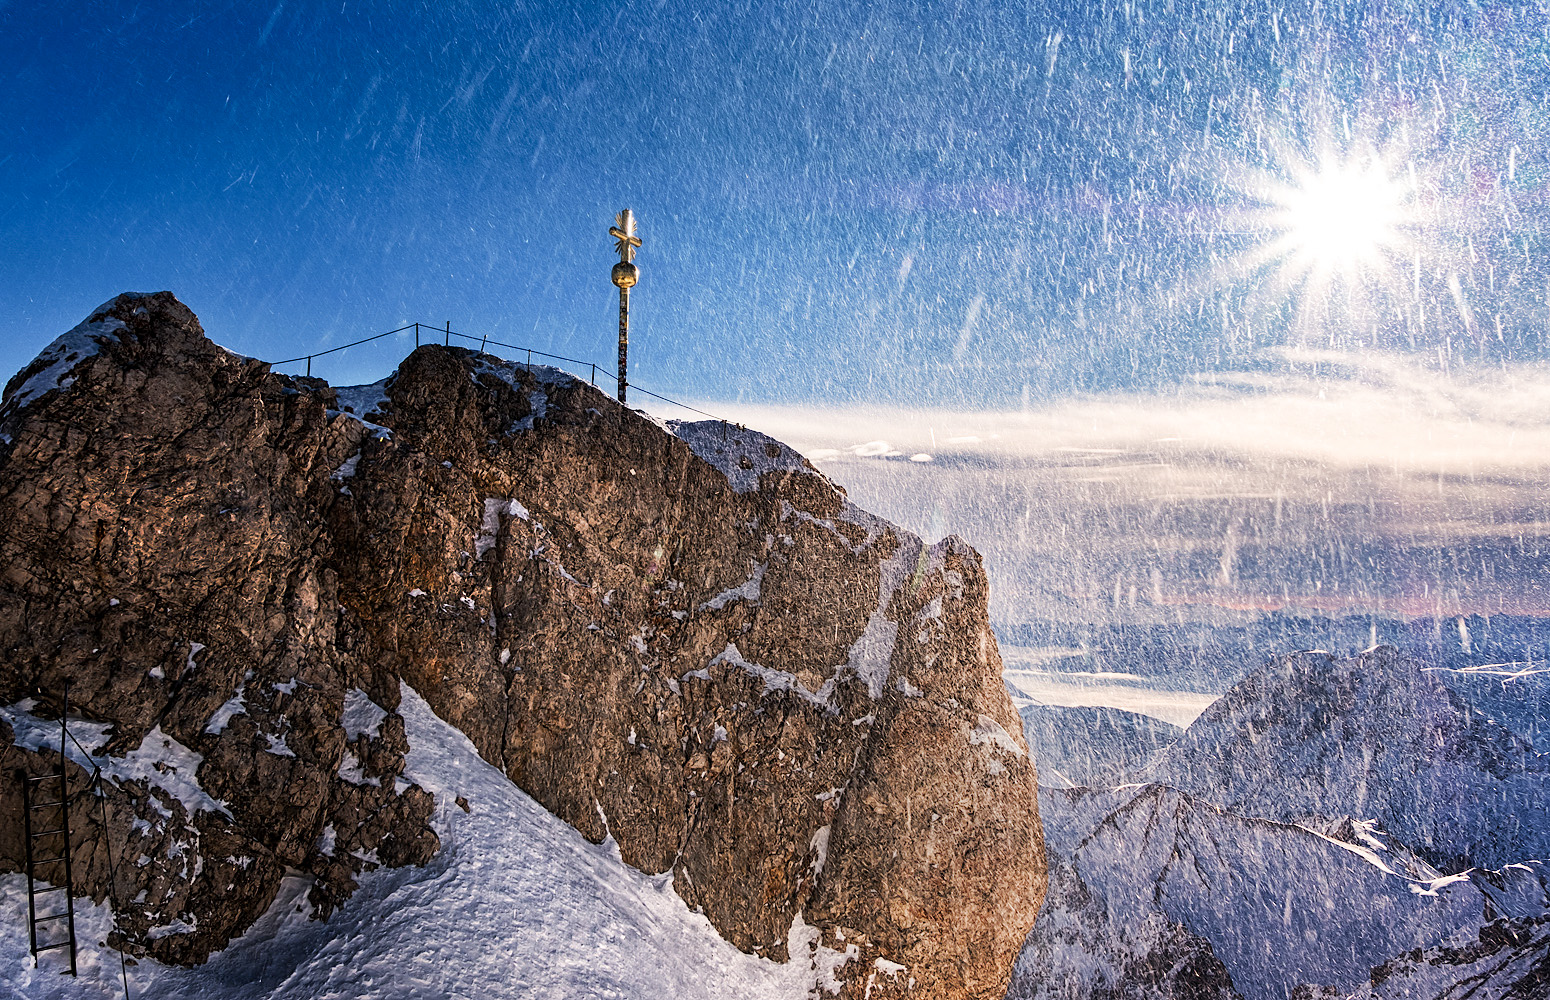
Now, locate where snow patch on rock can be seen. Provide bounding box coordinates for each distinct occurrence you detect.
[2,306,127,413]
[710,643,836,711]
[3,701,231,819]
[203,682,248,735]
[700,560,766,611]
[342,688,389,741]
[476,498,530,558]
[669,420,820,493]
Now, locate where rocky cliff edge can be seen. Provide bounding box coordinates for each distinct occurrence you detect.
[0,292,1045,999]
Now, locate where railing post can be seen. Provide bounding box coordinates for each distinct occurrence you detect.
[445,321,450,346]
[415,323,420,347]
[526,348,532,371]
[60,681,76,976]
[591,363,596,385]
[306,356,311,377]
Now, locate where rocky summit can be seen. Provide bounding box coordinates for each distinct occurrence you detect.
[0,292,1045,999]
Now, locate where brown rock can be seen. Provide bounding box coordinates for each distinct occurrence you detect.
[0,292,1044,996]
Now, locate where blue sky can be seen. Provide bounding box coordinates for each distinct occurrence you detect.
[3,1,1548,408]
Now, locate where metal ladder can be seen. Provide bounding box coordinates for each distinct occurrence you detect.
[17,687,79,975]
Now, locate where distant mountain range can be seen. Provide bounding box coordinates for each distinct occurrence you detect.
[996,612,1550,709]
[1018,704,1181,788]
[1011,646,1550,1000]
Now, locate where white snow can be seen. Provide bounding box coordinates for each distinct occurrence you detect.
[968,714,1026,757]
[263,733,295,758]
[329,452,360,482]
[332,379,390,418]
[709,642,836,711]
[341,688,388,741]
[0,682,856,999]
[316,824,337,858]
[668,420,819,493]
[472,356,575,390]
[809,825,832,877]
[2,702,230,819]
[329,380,393,439]
[204,682,248,735]
[833,537,914,699]
[699,560,766,611]
[1,300,130,413]
[475,497,530,558]
[508,386,547,432]
[336,750,379,787]
[146,916,198,940]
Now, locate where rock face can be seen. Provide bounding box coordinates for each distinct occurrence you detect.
[0,292,1045,998]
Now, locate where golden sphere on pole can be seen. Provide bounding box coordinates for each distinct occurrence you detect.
[611,261,639,288]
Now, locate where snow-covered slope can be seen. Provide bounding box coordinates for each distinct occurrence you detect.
[1013,646,1550,1000]
[1146,646,1550,871]
[1429,663,1550,753]
[1009,857,1242,1000]
[1013,784,1550,1000]
[0,685,843,999]
[1346,912,1550,999]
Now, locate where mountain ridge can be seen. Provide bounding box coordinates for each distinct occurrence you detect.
[0,291,1045,1000]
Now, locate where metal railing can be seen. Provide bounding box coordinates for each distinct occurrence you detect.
[271,321,732,423]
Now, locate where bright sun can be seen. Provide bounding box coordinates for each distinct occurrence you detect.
[1264,156,1412,283]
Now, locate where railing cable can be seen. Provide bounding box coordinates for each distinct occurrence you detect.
[268,321,735,425]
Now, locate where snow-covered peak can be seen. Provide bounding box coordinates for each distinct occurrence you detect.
[1148,646,1550,870]
[1023,780,1544,1000]
[669,419,823,493]
[1,306,132,414]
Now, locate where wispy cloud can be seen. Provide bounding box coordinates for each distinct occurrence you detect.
[662,351,1550,624]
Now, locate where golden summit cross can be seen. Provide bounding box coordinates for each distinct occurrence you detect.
[609,209,640,404]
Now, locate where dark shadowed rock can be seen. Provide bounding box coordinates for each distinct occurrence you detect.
[0,292,1045,999]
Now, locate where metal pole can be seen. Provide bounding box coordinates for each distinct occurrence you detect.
[306,357,311,377]
[415,323,420,347]
[618,286,629,404]
[445,322,450,346]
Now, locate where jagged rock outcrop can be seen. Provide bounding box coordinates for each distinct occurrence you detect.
[1334,913,1550,999]
[0,292,1045,998]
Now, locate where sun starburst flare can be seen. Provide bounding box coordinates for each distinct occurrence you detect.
[1265,156,1413,282]
[1212,127,1443,346]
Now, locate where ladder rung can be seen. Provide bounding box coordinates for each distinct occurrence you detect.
[28,885,68,895]
[30,800,66,809]
[31,828,67,837]
[33,912,71,923]
[33,941,74,953]
[30,856,67,865]
[27,772,66,783]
